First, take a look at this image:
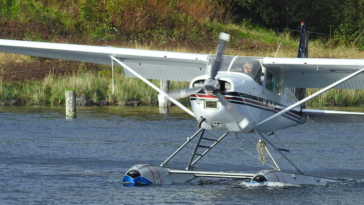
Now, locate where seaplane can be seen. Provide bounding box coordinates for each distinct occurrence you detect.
[1,23,364,186]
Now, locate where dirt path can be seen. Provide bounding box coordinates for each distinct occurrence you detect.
[0,59,104,81]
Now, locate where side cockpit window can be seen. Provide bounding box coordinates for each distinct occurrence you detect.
[265,71,283,95]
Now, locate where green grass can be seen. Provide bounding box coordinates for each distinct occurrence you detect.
[2,21,364,107]
[0,66,189,105]
[2,64,364,107]
[306,89,364,107]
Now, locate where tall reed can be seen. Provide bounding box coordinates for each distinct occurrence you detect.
[2,21,364,107]
[2,64,364,107]
[0,66,189,105]
[306,89,364,107]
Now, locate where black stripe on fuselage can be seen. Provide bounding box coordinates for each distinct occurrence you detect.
[225,92,302,116]
[190,92,302,124]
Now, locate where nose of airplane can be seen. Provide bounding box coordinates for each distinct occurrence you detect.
[190,91,256,133]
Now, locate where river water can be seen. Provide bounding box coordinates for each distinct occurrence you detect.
[0,106,364,204]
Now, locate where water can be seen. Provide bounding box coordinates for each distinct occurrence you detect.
[1,106,364,204]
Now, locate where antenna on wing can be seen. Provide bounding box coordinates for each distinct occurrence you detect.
[297,22,309,58]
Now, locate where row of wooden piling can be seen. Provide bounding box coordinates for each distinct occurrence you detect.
[65,80,170,119]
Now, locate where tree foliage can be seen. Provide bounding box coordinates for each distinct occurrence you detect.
[0,0,230,48]
[234,0,364,48]
[1,0,364,48]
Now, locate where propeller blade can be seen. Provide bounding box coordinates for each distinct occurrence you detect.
[210,33,230,80]
[168,87,203,99]
[214,91,244,123]
[214,91,230,107]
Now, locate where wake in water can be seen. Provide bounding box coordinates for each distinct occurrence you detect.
[231,177,364,189]
[236,181,300,188]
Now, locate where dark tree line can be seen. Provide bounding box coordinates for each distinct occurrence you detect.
[234,0,364,47]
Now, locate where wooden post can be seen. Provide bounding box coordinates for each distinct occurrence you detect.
[158,80,170,114]
[65,90,76,119]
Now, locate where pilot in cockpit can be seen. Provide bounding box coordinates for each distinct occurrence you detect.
[243,62,253,74]
[229,59,262,85]
[231,62,253,74]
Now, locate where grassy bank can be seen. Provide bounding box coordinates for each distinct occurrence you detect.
[306,89,364,107]
[2,57,364,107]
[0,66,189,106]
[2,11,364,106]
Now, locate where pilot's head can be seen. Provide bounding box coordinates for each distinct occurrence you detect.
[244,63,253,74]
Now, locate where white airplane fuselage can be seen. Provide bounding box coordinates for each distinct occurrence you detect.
[190,72,306,133]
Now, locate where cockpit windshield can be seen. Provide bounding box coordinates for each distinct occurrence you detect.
[207,56,263,84]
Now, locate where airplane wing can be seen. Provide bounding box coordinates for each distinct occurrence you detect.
[302,108,364,123]
[2,39,364,87]
[263,58,364,89]
[0,39,208,82]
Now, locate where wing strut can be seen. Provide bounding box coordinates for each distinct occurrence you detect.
[110,56,195,117]
[257,68,364,127]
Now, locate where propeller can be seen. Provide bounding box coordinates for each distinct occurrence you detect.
[168,32,247,128]
[168,87,204,99]
[168,32,230,99]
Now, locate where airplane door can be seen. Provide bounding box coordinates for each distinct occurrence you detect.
[260,68,283,129]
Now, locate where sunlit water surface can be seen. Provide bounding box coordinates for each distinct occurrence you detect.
[1,106,364,204]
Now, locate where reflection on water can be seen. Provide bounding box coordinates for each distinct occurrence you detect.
[0,105,364,204]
